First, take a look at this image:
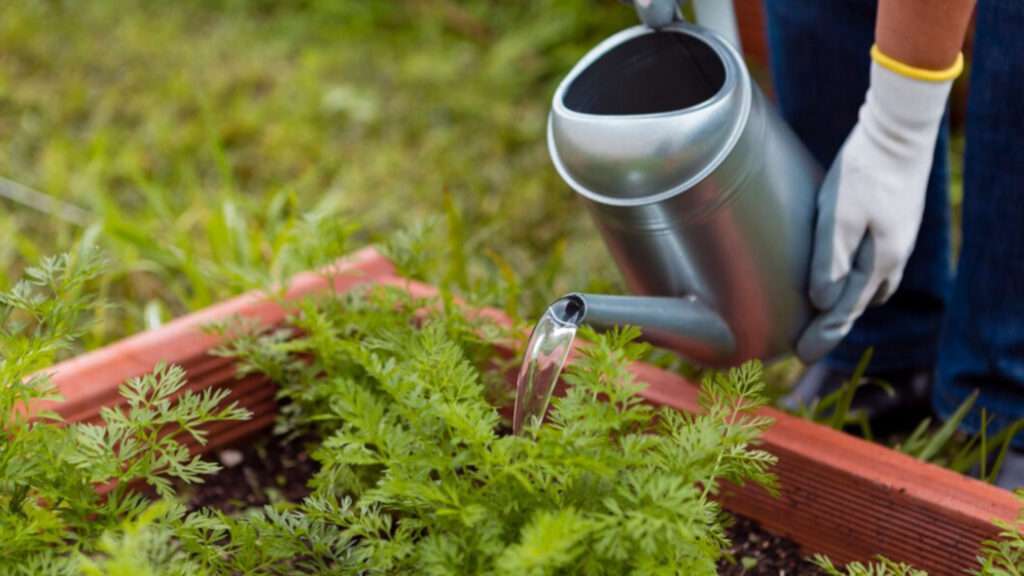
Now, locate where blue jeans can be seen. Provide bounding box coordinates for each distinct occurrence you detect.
[764,0,1024,437]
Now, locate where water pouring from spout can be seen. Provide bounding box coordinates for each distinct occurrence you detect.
[511,296,585,435]
[512,292,737,435]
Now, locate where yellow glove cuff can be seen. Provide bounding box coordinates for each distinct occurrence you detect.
[870,44,964,82]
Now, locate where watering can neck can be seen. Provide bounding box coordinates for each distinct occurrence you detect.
[559,293,735,366]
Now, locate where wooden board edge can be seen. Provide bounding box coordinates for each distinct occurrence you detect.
[34,246,394,421]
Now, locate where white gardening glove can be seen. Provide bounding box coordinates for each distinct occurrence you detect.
[796,55,957,363]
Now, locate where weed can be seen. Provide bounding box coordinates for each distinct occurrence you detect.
[792,349,885,440]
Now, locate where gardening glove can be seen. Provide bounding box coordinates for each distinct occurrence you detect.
[796,47,962,363]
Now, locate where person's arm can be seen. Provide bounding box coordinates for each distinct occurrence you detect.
[797,1,976,362]
[877,0,975,70]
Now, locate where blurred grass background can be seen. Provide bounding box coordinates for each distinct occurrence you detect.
[0,0,638,347]
[0,0,965,353]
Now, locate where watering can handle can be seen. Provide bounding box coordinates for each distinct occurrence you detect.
[620,1,743,51]
[691,0,741,49]
[627,0,682,29]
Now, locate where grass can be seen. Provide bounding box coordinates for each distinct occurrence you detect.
[0,0,633,348]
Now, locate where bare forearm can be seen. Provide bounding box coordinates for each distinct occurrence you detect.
[876,0,975,69]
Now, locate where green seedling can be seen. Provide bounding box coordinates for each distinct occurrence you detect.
[67,282,777,574]
[812,555,927,576]
[0,252,249,573]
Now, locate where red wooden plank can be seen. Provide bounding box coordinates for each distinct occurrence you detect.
[632,360,1020,574]
[33,247,394,423]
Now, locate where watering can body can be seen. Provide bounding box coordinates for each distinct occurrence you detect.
[548,23,822,367]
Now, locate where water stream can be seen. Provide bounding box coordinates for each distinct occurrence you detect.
[512,296,585,435]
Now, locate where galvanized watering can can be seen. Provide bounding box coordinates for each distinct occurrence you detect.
[548,20,823,367]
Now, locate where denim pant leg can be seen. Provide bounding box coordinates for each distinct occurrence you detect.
[934,0,1024,437]
[763,0,952,374]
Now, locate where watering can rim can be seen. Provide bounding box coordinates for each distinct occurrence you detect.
[548,22,752,208]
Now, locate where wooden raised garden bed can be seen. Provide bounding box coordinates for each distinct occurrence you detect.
[30,247,1020,574]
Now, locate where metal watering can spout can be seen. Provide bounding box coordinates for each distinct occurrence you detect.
[559,292,736,365]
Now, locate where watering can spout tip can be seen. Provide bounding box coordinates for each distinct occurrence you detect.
[548,294,586,326]
[559,292,736,364]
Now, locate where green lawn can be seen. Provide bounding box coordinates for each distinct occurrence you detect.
[0,0,634,347]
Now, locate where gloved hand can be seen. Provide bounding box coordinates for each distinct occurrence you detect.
[796,51,959,363]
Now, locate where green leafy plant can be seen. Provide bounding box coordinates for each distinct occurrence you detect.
[975,490,1024,575]
[75,501,203,576]
[812,555,927,576]
[70,363,251,499]
[9,251,1022,575]
[107,284,773,575]
[0,252,250,574]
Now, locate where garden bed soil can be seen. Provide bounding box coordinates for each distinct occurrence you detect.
[181,432,320,514]
[189,430,825,575]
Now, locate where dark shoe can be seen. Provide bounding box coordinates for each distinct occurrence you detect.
[781,363,933,437]
[995,447,1024,491]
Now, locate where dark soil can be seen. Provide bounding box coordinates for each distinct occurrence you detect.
[187,431,826,574]
[720,516,827,575]
[180,433,320,513]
